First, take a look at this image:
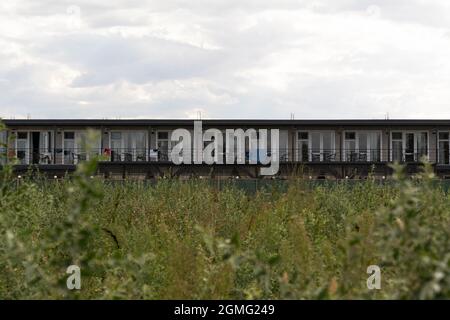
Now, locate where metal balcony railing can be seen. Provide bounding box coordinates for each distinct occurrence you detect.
[0,147,440,165]
[5,148,56,165]
[390,151,429,163]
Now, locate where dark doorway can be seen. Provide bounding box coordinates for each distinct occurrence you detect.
[32,132,40,164]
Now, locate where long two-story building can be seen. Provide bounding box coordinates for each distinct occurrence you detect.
[2,119,450,179]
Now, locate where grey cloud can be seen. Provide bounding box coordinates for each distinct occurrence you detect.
[36,34,225,86]
[1,0,450,119]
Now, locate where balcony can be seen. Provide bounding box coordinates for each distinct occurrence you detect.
[0,147,433,165]
[7,148,55,165]
[343,149,381,162]
[390,151,428,163]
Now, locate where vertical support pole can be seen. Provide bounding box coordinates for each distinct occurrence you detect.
[148,126,152,162]
[53,126,57,164]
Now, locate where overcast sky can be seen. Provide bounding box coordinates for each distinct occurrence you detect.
[1,0,450,119]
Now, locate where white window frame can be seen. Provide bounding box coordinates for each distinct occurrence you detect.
[62,130,101,164]
[156,130,172,161]
[109,131,123,161]
[438,131,450,165]
[296,130,335,162]
[343,130,382,162]
[390,131,429,162]
[62,131,76,165]
[15,131,30,165]
[295,131,309,162]
[278,130,289,162]
[14,130,54,165]
[109,130,148,162]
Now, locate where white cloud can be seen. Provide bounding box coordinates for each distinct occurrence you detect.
[1,0,450,119]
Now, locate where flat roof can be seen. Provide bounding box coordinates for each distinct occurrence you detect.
[3,119,450,127]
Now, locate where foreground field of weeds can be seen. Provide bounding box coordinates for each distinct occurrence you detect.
[0,157,449,299]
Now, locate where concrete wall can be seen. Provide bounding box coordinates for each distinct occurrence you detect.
[381,130,389,162]
[429,131,437,163]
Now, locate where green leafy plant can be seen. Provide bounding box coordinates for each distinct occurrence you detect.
[0,127,448,300]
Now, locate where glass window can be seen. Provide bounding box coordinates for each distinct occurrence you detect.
[392,141,402,162]
[16,132,29,164]
[311,132,321,162]
[297,132,309,161]
[296,131,334,162]
[62,131,101,163]
[298,132,308,140]
[346,132,381,162]
[439,132,450,164]
[63,133,75,164]
[417,132,428,159]
[38,132,52,164]
[64,132,74,140]
[439,141,449,165]
[110,131,146,162]
[17,140,27,149]
[122,133,133,161]
[300,141,309,162]
[439,132,449,140]
[296,140,309,162]
[322,132,333,161]
[111,132,122,140]
[110,132,122,162]
[157,142,170,161]
[17,141,28,164]
[368,132,381,162]
[405,133,414,162]
[392,133,403,162]
[392,132,402,140]
[64,139,74,150]
[158,132,169,140]
[134,132,147,161]
[344,132,356,161]
[345,132,355,140]
[357,133,368,161]
[124,131,146,161]
[391,132,427,162]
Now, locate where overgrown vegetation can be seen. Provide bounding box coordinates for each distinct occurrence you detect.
[0,129,449,299]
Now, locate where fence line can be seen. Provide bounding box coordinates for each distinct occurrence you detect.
[12,176,450,194]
